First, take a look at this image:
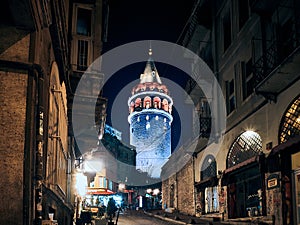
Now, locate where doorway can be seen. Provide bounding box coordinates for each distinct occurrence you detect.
[294,170,300,225]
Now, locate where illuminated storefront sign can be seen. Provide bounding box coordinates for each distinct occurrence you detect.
[267,174,280,190]
[86,187,114,195]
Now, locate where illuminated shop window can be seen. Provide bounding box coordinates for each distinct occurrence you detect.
[227,131,262,168]
[279,96,300,143]
[204,186,219,214]
[200,155,219,214]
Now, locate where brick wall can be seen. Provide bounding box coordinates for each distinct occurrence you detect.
[177,159,195,216]
[0,34,30,62]
[162,158,195,216]
[0,71,28,225]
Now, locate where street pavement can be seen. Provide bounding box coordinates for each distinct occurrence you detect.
[115,209,179,225]
[112,209,223,225]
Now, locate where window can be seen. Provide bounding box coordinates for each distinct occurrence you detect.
[226,79,236,114]
[72,5,93,71]
[201,155,216,180]
[279,95,300,143]
[77,40,88,70]
[108,180,113,190]
[238,0,250,31]
[242,58,254,100]
[279,18,294,58]
[204,186,219,213]
[223,10,232,52]
[77,8,91,36]
[99,177,107,188]
[227,131,262,168]
[200,155,219,214]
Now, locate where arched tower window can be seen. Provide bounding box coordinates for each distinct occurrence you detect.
[135,98,142,108]
[153,97,161,109]
[201,155,217,180]
[227,131,262,168]
[162,99,169,112]
[144,96,152,109]
[169,104,172,114]
[129,102,134,113]
[279,95,300,143]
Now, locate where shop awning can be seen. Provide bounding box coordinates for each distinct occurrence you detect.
[195,176,218,190]
[269,135,300,156]
[223,155,259,175]
[86,187,115,195]
[221,155,263,186]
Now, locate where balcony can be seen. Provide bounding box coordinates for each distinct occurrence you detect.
[252,20,300,102]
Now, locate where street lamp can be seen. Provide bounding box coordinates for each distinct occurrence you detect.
[153,188,160,195]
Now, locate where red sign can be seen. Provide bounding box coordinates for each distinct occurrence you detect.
[86,187,114,195]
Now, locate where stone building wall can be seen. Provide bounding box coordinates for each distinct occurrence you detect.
[0,31,31,225]
[0,70,28,225]
[177,159,195,216]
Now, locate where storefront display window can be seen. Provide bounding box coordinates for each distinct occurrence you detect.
[198,155,219,214]
[205,186,219,213]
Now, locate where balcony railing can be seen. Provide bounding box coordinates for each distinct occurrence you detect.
[252,29,300,87]
[199,116,211,138]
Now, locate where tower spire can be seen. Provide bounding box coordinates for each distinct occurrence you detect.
[140,47,162,84]
[149,40,152,56]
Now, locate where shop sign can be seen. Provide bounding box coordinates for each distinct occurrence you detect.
[267,174,280,190]
[86,187,114,195]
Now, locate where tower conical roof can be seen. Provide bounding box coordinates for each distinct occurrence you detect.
[140,49,162,84]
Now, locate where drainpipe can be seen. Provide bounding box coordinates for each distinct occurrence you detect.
[192,153,196,216]
[0,60,45,225]
[176,172,178,210]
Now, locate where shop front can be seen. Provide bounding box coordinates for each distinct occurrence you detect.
[222,131,266,221]
[195,154,219,217]
[223,156,265,219]
[268,135,300,225]
[294,168,300,225]
[195,176,219,216]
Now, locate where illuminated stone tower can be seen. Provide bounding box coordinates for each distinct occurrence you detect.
[128,49,173,178]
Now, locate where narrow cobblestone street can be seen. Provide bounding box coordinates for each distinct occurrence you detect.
[114,210,178,225]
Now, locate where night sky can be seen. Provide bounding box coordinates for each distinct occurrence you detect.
[101,0,195,152]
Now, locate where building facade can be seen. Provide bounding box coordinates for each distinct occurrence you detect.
[128,51,173,178]
[162,0,300,224]
[73,124,137,220]
[0,0,108,224]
